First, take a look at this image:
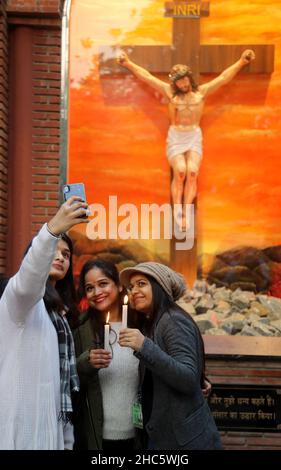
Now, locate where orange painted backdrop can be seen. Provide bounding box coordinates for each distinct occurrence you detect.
[68,0,281,262]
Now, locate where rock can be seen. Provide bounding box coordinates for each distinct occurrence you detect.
[177,281,281,337]
[117,259,137,271]
[189,289,205,300]
[193,314,217,334]
[240,325,261,336]
[230,281,257,292]
[205,328,228,336]
[192,279,209,293]
[231,290,256,309]
[177,300,196,316]
[96,252,124,264]
[201,245,281,294]
[205,310,220,326]
[216,247,269,269]
[209,265,264,291]
[257,295,281,315]
[254,263,272,287]
[263,246,281,263]
[221,314,245,335]
[270,319,281,333]
[195,294,215,314]
[70,230,164,267]
[213,287,232,303]
[249,301,270,317]
[251,321,279,337]
[245,312,261,324]
[215,300,232,315]
[206,276,229,289]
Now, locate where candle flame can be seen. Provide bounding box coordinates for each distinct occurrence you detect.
[106,312,110,324]
[124,294,128,304]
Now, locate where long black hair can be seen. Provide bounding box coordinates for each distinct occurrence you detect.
[135,274,206,387]
[78,259,137,345]
[0,275,9,299]
[44,233,79,326]
[24,233,79,327]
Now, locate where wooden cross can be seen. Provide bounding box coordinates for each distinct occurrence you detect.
[99,1,274,286]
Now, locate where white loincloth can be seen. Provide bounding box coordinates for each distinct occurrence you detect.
[166,125,203,171]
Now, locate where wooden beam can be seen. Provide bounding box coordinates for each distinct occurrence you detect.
[170,200,198,287]
[172,18,200,74]
[169,17,200,286]
[205,335,281,358]
[100,44,275,76]
[200,44,275,74]
[99,45,173,76]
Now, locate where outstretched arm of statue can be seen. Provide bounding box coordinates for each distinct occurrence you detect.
[117,51,170,97]
[199,49,255,98]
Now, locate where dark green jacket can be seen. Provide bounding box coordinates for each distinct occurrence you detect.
[73,318,103,450]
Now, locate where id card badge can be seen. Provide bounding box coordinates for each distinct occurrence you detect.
[132,402,143,429]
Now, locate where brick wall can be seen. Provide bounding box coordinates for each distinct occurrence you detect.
[2,0,64,272]
[31,27,61,235]
[7,0,63,16]
[205,336,281,450]
[0,1,8,273]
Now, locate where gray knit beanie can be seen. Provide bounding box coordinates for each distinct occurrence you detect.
[119,262,186,301]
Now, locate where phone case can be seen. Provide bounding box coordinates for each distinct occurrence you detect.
[63,183,87,202]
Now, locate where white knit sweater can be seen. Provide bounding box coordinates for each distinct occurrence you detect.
[0,224,73,450]
[99,322,139,440]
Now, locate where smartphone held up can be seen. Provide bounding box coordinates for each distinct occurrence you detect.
[63,183,90,218]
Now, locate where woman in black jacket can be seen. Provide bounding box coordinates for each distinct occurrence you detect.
[119,261,222,450]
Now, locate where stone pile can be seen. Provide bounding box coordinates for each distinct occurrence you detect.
[178,280,281,336]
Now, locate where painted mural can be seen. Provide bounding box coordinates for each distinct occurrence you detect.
[67,0,281,297]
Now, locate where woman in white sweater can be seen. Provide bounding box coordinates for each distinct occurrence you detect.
[73,259,142,451]
[0,197,89,450]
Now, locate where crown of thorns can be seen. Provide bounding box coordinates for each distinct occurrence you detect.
[169,65,192,82]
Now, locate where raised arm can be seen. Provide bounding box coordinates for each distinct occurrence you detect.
[4,197,89,322]
[117,51,170,98]
[199,49,255,98]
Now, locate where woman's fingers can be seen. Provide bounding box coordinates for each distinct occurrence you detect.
[48,197,90,233]
[89,349,112,368]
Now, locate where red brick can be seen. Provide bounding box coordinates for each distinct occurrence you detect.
[33,184,59,191]
[33,71,61,80]
[33,120,60,127]
[32,103,59,111]
[32,87,59,95]
[33,199,57,207]
[32,175,48,183]
[32,159,59,167]
[32,168,59,175]
[32,136,59,144]
[32,207,47,215]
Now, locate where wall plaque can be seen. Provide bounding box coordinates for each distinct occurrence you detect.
[209,385,281,432]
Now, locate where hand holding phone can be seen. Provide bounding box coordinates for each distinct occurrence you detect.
[63,183,89,217]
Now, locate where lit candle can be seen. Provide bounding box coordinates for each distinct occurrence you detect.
[122,295,128,329]
[104,312,110,351]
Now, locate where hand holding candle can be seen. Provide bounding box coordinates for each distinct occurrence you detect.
[122,295,128,329]
[104,312,110,351]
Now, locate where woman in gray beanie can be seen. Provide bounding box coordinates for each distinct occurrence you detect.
[119,262,222,450]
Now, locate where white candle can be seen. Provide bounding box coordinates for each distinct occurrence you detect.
[104,312,110,351]
[122,295,128,329]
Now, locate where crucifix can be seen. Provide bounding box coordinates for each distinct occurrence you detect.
[99,1,274,286]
